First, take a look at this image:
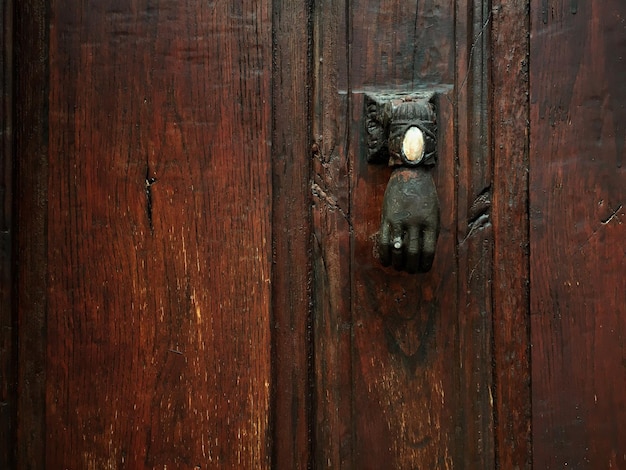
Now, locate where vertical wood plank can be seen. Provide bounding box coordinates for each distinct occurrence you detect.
[349,6,457,468]
[530,0,626,467]
[14,0,49,467]
[46,1,272,467]
[312,0,500,467]
[491,1,532,468]
[0,1,15,467]
[351,91,458,469]
[455,0,495,466]
[311,0,354,466]
[271,1,313,468]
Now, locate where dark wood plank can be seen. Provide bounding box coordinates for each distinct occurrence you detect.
[351,92,458,469]
[313,0,499,467]
[530,0,626,467]
[46,1,272,467]
[0,1,15,467]
[349,7,458,468]
[491,1,532,468]
[311,0,354,466]
[271,2,313,468]
[14,0,49,467]
[455,0,495,466]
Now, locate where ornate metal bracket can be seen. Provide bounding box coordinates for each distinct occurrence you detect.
[364,91,440,273]
[365,91,437,167]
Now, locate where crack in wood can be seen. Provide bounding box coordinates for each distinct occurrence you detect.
[145,169,157,232]
[458,11,492,94]
[601,204,623,225]
[311,182,351,226]
[462,187,492,244]
[468,186,492,224]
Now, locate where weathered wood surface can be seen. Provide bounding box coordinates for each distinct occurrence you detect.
[491,1,532,468]
[455,1,495,466]
[312,0,510,467]
[311,0,353,466]
[14,0,49,468]
[1,1,15,467]
[271,2,313,468]
[19,0,624,468]
[530,0,626,468]
[45,1,272,467]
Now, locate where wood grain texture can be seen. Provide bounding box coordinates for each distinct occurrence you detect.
[14,0,49,467]
[1,1,15,467]
[491,1,532,468]
[312,0,354,466]
[530,0,626,468]
[312,0,498,467]
[271,1,313,468]
[351,92,458,469]
[46,1,272,467]
[455,0,495,466]
[350,2,459,468]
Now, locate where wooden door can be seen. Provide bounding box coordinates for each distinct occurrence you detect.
[1,0,625,469]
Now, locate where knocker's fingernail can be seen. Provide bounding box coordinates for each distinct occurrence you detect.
[393,238,402,250]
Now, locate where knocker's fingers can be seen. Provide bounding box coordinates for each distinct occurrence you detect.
[406,226,421,274]
[379,221,392,266]
[390,225,404,271]
[420,227,437,272]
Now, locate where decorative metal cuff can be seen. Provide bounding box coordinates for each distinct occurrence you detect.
[365,91,437,168]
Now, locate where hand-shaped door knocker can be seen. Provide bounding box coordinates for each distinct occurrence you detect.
[365,92,440,273]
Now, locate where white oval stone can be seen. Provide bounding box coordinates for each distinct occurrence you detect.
[402,126,425,162]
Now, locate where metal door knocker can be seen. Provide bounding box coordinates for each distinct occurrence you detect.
[365,91,440,273]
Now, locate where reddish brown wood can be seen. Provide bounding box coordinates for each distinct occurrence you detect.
[18,1,626,468]
[491,1,532,468]
[311,0,354,466]
[14,0,49,467]
[1,1,15,467]
[349,1,460,468]
[455,0,495,466]
[45,1,272,467]
[351,93,459,469]
[312,0,499,467]
[271,2,313,468]
[530,0,626,468]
